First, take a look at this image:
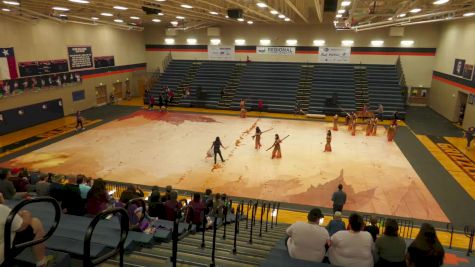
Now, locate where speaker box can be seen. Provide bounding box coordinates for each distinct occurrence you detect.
[227,9,243,19]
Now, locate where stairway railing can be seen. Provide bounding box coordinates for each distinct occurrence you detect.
[464,224,475,256]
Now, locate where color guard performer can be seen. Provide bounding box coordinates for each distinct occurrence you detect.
[324,130,332,152]
[372,118,379,136]
[267,134,288,159]
[366,118,373,136]
[333,114,339,131]
[348,114,353,132]
[387,122,397,142]
[240,99,247,118]
[351,114,357,136]
[75,110,85,131]
[254,127,262,150]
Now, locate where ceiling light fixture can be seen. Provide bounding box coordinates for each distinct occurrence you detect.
[341,40,354,46]
[176,16,185,19]
[256,2,267,8]
[59,14,67,17]
[270,10,279,15]
[2,1,20,5]
[433,0,449,4]
[284,17,290,21]
[113,6,128,10]
[247,20,253,24]
[463,12,475,17]
[130,16,140,20]
[397,13,406,17]
[158,12,164,16]
[152,18,161,22]
[260,39,271,46]
[401,40,414,46]
[286,39,298,46]
[209,11,218,15]
[68,0,90,3]
[278,14,285,18]
[180,4,192,9]
[337,9,345,14]
[410,8,421,13]
[100,12,113,16]
[313,40,325,46]
[91,17,99,20]
[387,17,393,21]
[187,38,197,45]
[341,1,351,6]
[235,39,246,45]
[336,14,342,18]
[371,40,384,46]
[2,8,10,11]
[170,21,178,26]
[114,19,124,23]
[237,18,244,21]
[165,38,175,45]
[52,7,70,11]
[210,38,221,45]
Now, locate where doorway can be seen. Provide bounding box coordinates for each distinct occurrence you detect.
[95,85,108,105]
[113,82,123,99]
[456,92,468,125]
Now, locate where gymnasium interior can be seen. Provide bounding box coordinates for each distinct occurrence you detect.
[0,0,475,266]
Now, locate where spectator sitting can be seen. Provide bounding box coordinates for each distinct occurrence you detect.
[203,189,213,214]
[48,175,65,202]
[364,216,380,242]
[148,190,166,219]
[161,185,173,202]
[164,191,182,221]
[0,171,16,200]
[127,199,150,232]
[9,168,29,193]
[327,211,346,236]
[119,184,144,204]
[374,219,406,267]
[211,193,224,218]
[77,175,91,200]
[187,193,205,231]
[86,178,109,216]
[29,169,41,185]
[328,213,374,267]
[35,175,50,197]
[286,208,329,263]
[406,223,444,267]
[0,193,54,267]
[61,176,84,216]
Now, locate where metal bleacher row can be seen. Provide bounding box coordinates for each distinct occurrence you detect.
[150,60,406,118]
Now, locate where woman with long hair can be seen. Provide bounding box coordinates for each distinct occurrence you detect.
[406,223,444,267]
[211,137,226,164]
[324,130,332,152]
[269,134,282,159]
[86,178,109,216]
[254,127,262,150]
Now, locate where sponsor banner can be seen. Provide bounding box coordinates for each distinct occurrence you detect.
[19,59,69,77]
[318,47,351,63]
[256,46,295,55]
[208,45,235,60]
[94,56,115,68]
[68,46,93,70]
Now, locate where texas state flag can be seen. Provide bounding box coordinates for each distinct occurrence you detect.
[0,47,19,80]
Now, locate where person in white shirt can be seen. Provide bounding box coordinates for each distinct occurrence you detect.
[328,213,374,267]
[286,208,329,262]
[0,193,52,267]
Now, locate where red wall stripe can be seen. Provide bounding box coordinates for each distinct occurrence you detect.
[432,75,475,93]
[82,67,146,79]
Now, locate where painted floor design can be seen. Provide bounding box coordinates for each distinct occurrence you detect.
[0,110,448,222]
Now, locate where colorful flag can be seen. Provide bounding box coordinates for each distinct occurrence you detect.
[0,47,18,80]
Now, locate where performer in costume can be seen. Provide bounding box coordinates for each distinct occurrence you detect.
[211,137,226,164]
[345,113,350,125]
[351,114,357,136]
[254,127,262,150]
[366,118,373,136]
[324,130,332,152]
[333,114,339,131]
[269,134,282,159]
[348,114,353,131]
[387,121,398,142]
[464,127,475,149]
[240,99,247,118]
[75,110,85,131]
[372,118,379,136]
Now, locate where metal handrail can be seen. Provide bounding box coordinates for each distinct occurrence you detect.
[232,203,241,255]
[3,197,61,267]
[464,224,474,256]
[83,208,129,267]
[446,223,454,249]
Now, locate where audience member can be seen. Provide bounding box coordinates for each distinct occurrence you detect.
[61,176,84,216]
[328,213,374,267]
[164,191,182,221]
[148,190,166,219]
[29,169,41,185]
[78,175,91,200]
[374,219,406,267]
[86,178,109,216]
[286,208,329,262]
[9,168,29,193]
[0,171,16,200]
[211,193,224,217]
[163,185,173,201]
[406,223,444,267]
[0,193,53,267]
[364,216,380,241]
[48,175,65,202]
[327,211,346,236]
[331,184,347,213]
[35,175,50,197]
[119,184,144,204]
[187,193,205,231]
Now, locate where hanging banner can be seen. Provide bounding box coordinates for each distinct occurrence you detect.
[256,46,295,55]
[318,47,351,63]
[68,46,93,70]
[208,45,235,60]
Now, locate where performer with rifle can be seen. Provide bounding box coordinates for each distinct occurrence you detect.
[267,134,289,159]
[252,127,273,150]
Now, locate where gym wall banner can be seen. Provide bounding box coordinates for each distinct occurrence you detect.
[208,45,235,60]
[318,47,351,63]
[256,46,296,55]
[68,46,93,70]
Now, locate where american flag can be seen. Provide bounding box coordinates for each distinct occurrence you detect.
[0,47,19,80]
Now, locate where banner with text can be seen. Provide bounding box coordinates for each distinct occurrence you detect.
[318,47,351,63]
[256,46,295,55]
[208,45,235,60]
[68,46,93,70]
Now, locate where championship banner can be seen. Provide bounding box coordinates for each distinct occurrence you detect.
[256,46,295,55]
[318,47,351,63]
[208,45,235,60]
[68,46,93,70]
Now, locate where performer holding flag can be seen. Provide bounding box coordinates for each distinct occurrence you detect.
[252,127,273,150]
[267,134,289,159]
